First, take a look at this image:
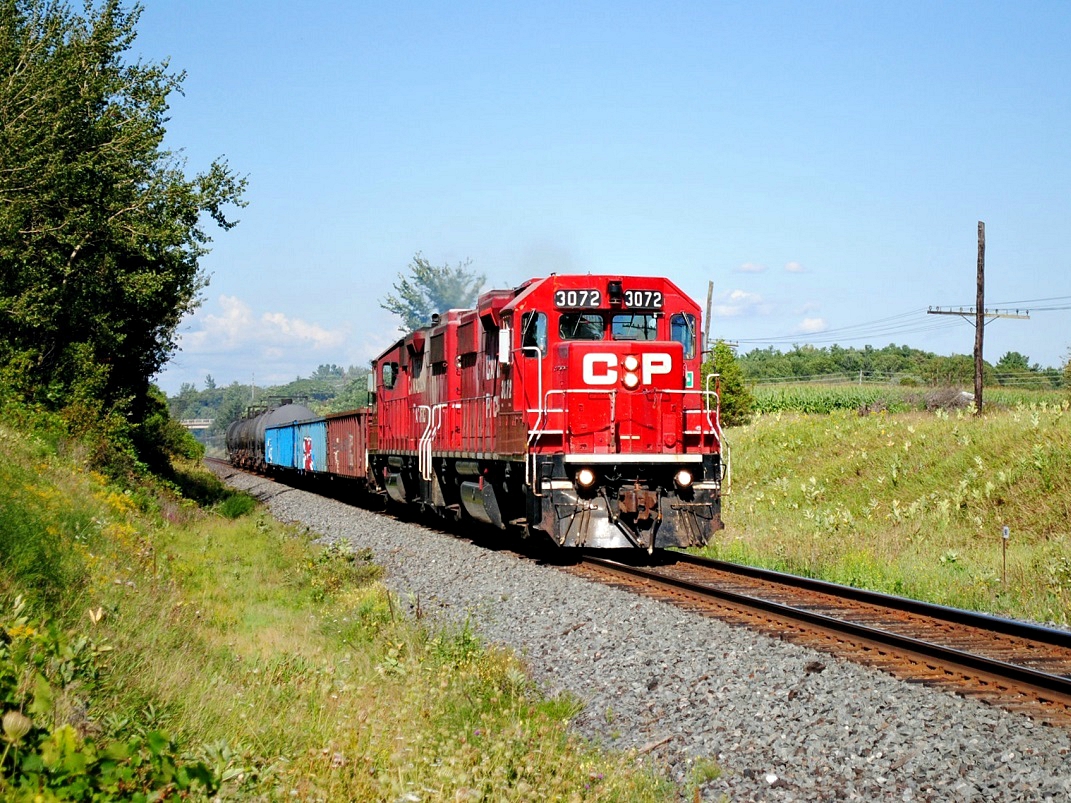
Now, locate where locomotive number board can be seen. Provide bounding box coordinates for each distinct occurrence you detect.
[553,289,665,309]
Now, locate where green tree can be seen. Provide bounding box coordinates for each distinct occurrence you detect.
[323,369,372,413]
[212,382,252,437]
[0,0,246,428]
[703,340,754,427]
[311,363,344,380]
[380,252,485,331]
[921,355,995,387]
[993,351,1049,389]
[996,351,1032,373]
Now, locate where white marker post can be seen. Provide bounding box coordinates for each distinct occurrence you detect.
[1002,526,1010,585]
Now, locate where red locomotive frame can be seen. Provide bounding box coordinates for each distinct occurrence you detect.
[368,274,725,550]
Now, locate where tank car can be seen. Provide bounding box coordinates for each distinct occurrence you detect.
[367,274,725,550]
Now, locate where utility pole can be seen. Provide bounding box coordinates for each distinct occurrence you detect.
[975,221,985,415]
[927,221,1030,415]
[705,280,714,352]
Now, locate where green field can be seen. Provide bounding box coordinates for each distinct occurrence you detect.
[751,381,1067,415]
[701,397,1071,625]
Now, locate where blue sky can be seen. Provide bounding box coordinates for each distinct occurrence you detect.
[140,1,1071,394]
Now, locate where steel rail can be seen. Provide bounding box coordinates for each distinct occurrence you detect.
[583,555,1071,704]
[672,551,1071,650]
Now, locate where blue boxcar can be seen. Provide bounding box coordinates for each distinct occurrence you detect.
[266,419,327,472]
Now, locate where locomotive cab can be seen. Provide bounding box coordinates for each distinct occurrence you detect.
[504,275,724,550]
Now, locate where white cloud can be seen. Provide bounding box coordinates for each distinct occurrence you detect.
[796,317,827,334]
[183,295,346,353]
[736,262,766,273]
[155,295,355,392]
[785,261,805,273]
[713,289,768,318]
[261,311,345,349]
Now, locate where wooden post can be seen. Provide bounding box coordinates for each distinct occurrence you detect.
[705,280,713,352]
[974,222,985,415]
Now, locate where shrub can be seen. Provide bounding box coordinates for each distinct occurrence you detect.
[0,598,220,799]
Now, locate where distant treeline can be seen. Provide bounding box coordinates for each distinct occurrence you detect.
[737,344,1067,390]
[167,363,372,438]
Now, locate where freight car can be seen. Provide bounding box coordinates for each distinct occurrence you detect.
[225,399,315,471]
[230,274,726,551]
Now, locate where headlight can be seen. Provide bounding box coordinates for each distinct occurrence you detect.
[622,372,640,389]
[576,467,596,488]
[675,469,693,488]
[623,354,640,371]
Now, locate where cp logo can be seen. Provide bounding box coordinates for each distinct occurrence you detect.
[582,353,673,388]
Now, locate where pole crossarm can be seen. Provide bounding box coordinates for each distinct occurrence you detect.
[927,307,1031,326]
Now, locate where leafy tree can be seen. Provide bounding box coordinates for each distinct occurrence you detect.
[212,382,253,436]
[0,0,246,432]
[737,343,936,383]
[311,363,344,380]
[380,252,485,331]
[322,369,372,413]
[994,350,1050,389]
[921,355,995,388]
[996,351,1033,373]
[703,340,754,427]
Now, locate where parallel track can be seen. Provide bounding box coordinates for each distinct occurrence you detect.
[566,553,1071,726]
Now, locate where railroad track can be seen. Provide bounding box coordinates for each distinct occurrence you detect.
[565,553,1071,727]
[210,459,1071,726]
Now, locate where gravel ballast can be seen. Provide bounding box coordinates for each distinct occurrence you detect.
[219,470,1071,801]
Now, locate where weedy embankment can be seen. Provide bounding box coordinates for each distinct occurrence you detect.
[706,400,1071,624]
[0,413,674,800]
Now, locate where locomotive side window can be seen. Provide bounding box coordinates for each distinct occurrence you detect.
[521,311,547,355]
[382,361,399,389]
[611,313,658,341]
[559,312,604,340]
[671,313,696,359]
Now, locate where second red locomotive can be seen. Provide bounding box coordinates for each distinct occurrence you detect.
[234,274,726,551]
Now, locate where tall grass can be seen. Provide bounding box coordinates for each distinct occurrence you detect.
[0,414,675,800]
[706,401,1071,624]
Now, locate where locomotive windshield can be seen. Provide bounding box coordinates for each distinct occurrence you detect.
[558,311,664,341]
[559,312,604,340]
[611,313,658,341]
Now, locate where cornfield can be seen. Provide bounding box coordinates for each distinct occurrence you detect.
[751,383,1068,415]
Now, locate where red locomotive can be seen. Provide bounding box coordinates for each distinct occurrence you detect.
[233,274,726,550]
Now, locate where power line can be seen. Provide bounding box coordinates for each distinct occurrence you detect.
[735,310,963,346]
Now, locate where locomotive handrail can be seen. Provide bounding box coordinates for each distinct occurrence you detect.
[521,345,545,437]
[416,405,432,480]
[529,387,617,446]
[660,388,722,443]
[703,373,731,491]
[417,403,447,481]
[526,387,617,487]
